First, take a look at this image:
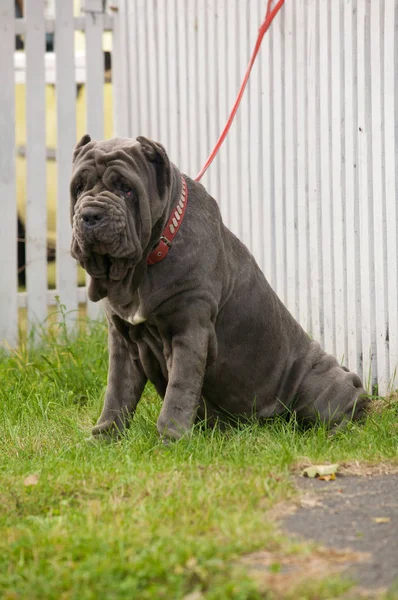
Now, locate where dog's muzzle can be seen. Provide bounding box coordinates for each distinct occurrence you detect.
[72,194,136,261]
[74,195,124,240]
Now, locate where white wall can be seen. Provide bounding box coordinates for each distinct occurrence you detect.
[114,0,398,395]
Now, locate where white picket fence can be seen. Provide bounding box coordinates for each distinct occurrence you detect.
[0,0,114,343]
[1,0,397,395]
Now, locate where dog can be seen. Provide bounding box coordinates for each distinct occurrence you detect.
[70,135,368,439]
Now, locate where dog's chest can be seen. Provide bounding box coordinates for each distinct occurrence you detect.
[103,297,147,326]
[127,307,146,325]
[119,305,147,326]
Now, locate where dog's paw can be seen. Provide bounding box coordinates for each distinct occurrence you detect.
[157,415,189,441]
[91,418,123,441]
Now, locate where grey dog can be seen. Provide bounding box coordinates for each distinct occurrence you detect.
[70,135,368,439]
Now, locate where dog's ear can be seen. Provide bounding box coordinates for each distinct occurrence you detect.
[137,136,171,196]
[73,134,92,163]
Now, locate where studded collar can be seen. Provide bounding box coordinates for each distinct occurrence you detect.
[147,176,188,265]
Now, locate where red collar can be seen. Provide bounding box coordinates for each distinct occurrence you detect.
[147,176,188,265]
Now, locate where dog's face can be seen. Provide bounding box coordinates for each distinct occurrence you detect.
[70,135,171,284]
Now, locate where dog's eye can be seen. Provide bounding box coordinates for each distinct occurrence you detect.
[123,188,135,200]
[74,182,84,197]
[119,182,132,193]
[115,179,134,198]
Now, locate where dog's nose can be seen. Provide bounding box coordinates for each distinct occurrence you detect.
[80,206,103,227]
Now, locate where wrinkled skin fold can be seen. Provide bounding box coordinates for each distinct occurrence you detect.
[70,135,369,440]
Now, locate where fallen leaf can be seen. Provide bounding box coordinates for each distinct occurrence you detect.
[318,473,336,481]
[23,474,39,486]
[302,464,339,479]
[372,517,390,524]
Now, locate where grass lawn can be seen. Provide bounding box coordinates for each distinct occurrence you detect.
[1,315,397,599]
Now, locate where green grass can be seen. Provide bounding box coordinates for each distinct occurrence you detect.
[0,316,397,599]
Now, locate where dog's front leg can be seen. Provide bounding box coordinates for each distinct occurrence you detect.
[157,320,210,440]
[92,320,147,438]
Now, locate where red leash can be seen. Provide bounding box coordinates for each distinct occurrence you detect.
[195,0,285,182]
[147,2,284,266]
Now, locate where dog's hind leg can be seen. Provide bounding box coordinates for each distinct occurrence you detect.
[294,353,369,427]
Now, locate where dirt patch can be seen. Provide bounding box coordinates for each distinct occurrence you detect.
[240,546,369,597]
[282,474,398,593]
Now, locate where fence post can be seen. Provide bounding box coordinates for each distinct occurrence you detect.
[84,0,105,320]
[357,0,375,390]
[111,0,130,137]
[25,0,48,329]
[384,0,398,391]
[370,0,389,392]
[0,0,18,348]
[55,0,78,323]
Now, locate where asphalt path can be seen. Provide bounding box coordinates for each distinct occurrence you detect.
[283,474,398,594]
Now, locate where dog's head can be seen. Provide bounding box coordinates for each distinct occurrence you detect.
[70,135,172,300]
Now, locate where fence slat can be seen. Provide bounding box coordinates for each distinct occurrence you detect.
[357,0,374,389]
[319,0,334,356]
[85,0,104,141]
[14,14,114,36]
[306,0,321,343]
[84,0,105,321]
[165,0,180,166]
[112,0,129,136]
[18,286,88,309]
[237,1,252,253]
[215,0,230,225]
[283,0,298,320]
[146,0,160,141]
[331,1,346,364]
[196,1,210,191]
[370,0,389,391]
[55,0,78,320]
[25,0,47,328]
[208,4,217,194]
[271,13,285,302]
[226,1,240,239]
[249,0,263,272]
[343,0,361,376]
[295,0,309,333]
[0,0,18,347]
[126,0,140,138]
[260,18,273,283]
[154,0,169,148]
[135,0,150,139]
[204,2,219,200]
[384,0,398,390]
[174,0,188,173]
